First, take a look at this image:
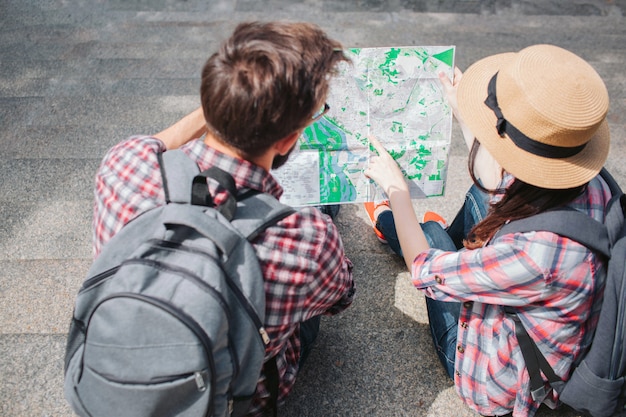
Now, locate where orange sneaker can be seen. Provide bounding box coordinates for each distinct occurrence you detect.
[363,201,390,244]
[422,211,448,228]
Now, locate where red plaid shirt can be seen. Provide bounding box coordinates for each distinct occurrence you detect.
[93,135,355,415]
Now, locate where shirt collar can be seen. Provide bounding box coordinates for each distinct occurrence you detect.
[182,139,284,200]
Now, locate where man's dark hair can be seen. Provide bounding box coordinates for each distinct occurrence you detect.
[200,21,348,158]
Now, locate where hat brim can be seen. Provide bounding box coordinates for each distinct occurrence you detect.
[457,52,610,189]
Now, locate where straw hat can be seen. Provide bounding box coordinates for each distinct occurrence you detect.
[457,44,610,189]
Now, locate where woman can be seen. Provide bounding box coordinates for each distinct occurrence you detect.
[364,44,612,417]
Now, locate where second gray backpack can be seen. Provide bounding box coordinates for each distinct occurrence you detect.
[64,150,294,416]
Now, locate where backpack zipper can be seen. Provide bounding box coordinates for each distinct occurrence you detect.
[150,239,271,346]
[85,365,207,387]
[222,276,270,345]
[144,240,272,397]
[123,257,242,380]
[80,265,121,292]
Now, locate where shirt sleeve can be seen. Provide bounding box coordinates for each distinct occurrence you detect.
[254,206,354,352]
[308,211,355,316]
[92,135,166,256]
[411,230,591,307]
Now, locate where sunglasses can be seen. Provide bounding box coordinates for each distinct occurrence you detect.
[311,103,330,122]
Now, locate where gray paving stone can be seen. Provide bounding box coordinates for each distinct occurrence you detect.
[0,259,88,334]
[3,125,156,159]
[0,201,92,261]
[0,334,72,417]
[0,160,96,203]
[281,324,458,417]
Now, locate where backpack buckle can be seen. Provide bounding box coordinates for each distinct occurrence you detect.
[530,385,549,402]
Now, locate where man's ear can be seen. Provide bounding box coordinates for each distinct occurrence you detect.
[274,130,301,155]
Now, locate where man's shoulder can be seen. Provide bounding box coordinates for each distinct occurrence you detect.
[106,135,165,156]
[93,135,168,255]
[257,205,344,252]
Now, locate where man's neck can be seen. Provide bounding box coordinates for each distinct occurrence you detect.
[203,132,272,171]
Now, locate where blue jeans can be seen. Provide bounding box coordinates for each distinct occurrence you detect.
[445,184,490,250]
[299,315,321,368]
[375,184,489,379]
[316,204,340,220]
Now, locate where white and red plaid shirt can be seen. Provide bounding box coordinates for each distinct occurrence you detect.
[93,135,355,415]
[412,174,611,417]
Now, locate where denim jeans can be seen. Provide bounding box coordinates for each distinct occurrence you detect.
[445,183,490,250]
[375,184,490,379]
[299,315,321,368]
[375,184,489,256]
[316,204,340,220]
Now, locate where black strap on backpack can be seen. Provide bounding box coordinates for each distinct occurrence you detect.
[497,208,610,257]
[503,306,565,401]
[158,150,238,219]
[265,356,280,417]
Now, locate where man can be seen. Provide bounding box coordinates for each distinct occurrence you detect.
[92,21,354,416]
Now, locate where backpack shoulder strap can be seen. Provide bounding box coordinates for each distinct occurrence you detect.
[503,305,565,401]
[497,208,610,401]
[159,149,295,238]
[495,168,624,258]
[497,169,626,404]
[495,209,610,257]
[233,191,296,241]
[158,149,200,204]
[599,167,623,198]
[159,150,239,218]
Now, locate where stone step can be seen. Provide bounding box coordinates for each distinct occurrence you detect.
[2,0,625,415]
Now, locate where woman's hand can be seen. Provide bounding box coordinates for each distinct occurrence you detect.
[439,67,474,150]
[438,67,463,120]
[364,135,409,198]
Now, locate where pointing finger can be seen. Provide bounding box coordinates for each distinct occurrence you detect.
[367,135,387,156]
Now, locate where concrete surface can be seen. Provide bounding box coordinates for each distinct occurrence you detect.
[1,0,625,416]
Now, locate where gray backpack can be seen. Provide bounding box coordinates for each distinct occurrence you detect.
[496,169,626,417]
[64,150,294,416]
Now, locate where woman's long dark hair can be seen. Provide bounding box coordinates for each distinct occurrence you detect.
[464,139,587,249]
